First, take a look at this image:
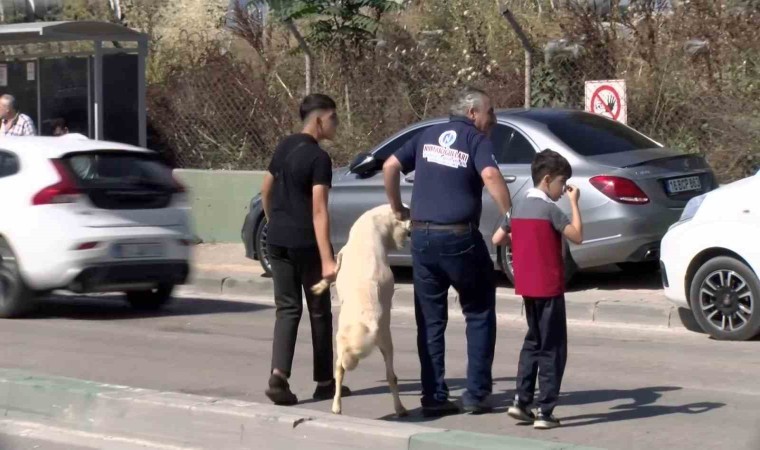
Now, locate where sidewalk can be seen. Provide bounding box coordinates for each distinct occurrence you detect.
[189,244,696,332]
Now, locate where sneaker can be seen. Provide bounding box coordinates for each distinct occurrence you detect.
[422,399,461,418]
[313,379,352,401]
[265,374,298,406]
[507,402,536,423]
[534,412,561,430]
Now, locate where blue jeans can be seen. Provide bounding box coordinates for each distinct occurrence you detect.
[411,227,497,407]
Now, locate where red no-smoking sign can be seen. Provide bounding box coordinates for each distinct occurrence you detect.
[585,80,627,124]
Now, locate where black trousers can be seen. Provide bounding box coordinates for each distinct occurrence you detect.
[515,295,568,415]
[268,244,333,382]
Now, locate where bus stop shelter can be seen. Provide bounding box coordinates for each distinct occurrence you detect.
[0,21,148,146]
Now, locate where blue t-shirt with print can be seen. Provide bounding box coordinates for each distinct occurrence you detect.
[393,116,498,226]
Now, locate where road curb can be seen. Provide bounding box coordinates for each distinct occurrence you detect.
[0,369,602,450]
[188,272,687,331]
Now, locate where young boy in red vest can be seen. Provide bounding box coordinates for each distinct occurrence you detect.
[493,149,583,429]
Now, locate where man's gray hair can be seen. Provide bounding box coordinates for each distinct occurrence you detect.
[0,94,16,110]
[449,87,489,116]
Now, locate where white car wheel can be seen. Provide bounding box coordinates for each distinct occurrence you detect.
[689,256,760,341]
[0,239,34,318]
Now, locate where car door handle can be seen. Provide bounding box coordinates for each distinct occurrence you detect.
[503,175,517,183]
[404,175,414,183]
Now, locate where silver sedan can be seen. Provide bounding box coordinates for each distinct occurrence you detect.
[243,109,717,284]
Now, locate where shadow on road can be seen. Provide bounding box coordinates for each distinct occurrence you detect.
[369,377,517,422]
[379,384,725,426]
[560,400,724,428]
[392,266,662,292]
[559,386,682,407]
[17,295,271,321]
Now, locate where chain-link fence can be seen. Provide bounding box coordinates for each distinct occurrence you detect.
[518,2,760,181]
[147,2,759,181]
[147,50,299,170]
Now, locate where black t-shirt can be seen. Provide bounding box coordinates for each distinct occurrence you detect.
[266,133,333,248]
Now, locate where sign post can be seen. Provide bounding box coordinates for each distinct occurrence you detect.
[585,79,627,124]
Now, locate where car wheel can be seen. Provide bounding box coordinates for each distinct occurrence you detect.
[126,284,174,311]
[255,218,272,276]
[689,256,760,341]
[498,244,516,286]
[617,261,660,274]
[0,238,35,318]
[498,244,577,287]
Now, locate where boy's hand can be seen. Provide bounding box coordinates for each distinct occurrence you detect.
[321,258,337,282]
[566,184,580,203]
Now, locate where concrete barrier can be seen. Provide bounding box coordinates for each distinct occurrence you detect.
[174,169,266,244]
[0,369,603,450]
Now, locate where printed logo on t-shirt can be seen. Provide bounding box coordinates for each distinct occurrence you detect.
[438,130,457,148]
[421,130,469,169]
[423,144,470,169]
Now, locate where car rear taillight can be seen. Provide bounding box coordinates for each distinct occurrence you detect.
[32,160,81,205]
[590,176,650,205]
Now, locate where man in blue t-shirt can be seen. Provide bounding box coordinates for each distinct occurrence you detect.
[383,87,512,416]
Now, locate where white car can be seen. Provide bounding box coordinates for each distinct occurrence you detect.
[660,173,760,340]
[0,136,193,317]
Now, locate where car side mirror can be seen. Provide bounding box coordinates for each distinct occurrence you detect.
[349,152,378,176]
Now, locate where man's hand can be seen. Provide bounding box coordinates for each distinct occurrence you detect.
[566,184,580,204]
[394,206,411,222]
[481,167,512,216]
[384,156,408,218]
[321,258,337,282]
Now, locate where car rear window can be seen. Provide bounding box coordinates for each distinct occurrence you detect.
[63,151,175,190]
[535,112,660,156]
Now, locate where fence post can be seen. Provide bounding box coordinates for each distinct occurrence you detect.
[285,19,313,95]
[525,50,532,109]
[502,7,535,109]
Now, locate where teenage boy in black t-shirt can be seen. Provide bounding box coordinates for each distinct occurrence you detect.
[260,94,351,405]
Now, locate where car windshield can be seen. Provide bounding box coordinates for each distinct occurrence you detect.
[530,111,661,156]
[62,151,175,191]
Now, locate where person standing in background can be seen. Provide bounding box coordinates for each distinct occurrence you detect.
[0,95,36,137]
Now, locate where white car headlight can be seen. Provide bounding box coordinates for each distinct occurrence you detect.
[668,194,707,232]
[680,194,707,222]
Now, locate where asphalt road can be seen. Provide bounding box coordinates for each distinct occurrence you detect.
[0,288,758,450]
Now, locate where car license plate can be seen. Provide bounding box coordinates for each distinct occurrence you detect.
[112,243,165,259]
[667,176,701,194]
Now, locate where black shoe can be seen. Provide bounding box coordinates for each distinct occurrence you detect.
[462,399,493,415]
[534,412,561,430]
[265,374,298,406]
[422,400,461,418]
[313,379,352,401]
[507,402,536,423]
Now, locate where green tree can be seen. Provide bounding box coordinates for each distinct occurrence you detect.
[243,0,403,94]
[269,0,404,49]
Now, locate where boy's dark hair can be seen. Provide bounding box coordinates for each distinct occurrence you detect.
[50,117,67,129]
[531,149,572,185]
[299,94,336,121]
